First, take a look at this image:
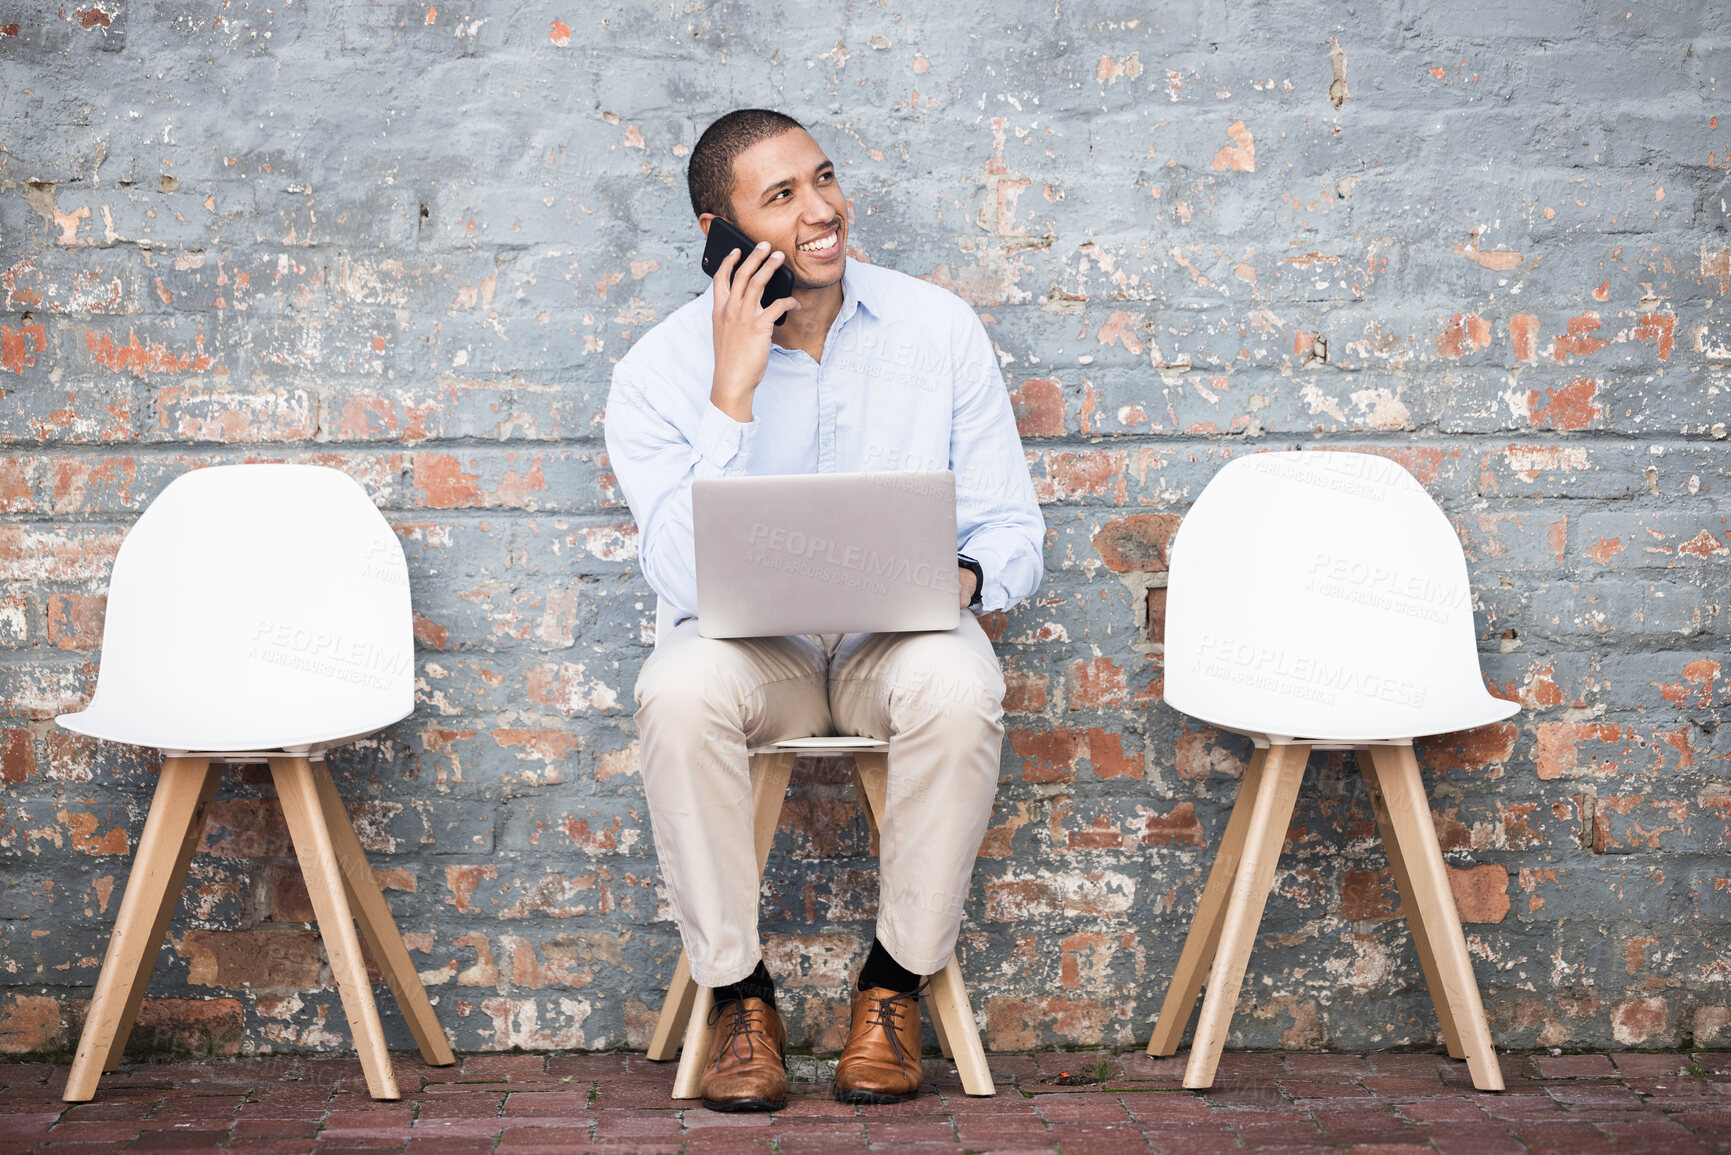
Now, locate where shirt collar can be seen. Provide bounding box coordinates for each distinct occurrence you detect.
[839,257,884,323]
[770,257,881,356]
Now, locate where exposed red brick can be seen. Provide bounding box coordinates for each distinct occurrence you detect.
[1446,863,1510,922]
[200,798,293,857]
[1631,312,1675,360]
[1652,659,1720,709]
[1415,722,1518,777]
[110,998,244,1056]
[1534,721,1627,780]
[413,611,449,649]
[1509,313,1539,360]
[1084,728,1141,779]
[1586,535,1625,564]
[778,796,857,856]
[85,328,213,374]
[1009,728,1084,783]
[446,864,498,913]
[1136,801,1203,847]
[1000,663,1049,713]
[44,592,104,650]
[1549,312,1610,361]
[976,800,1032,858]
[1126,601,1161,671]
[1677,528,1730,559]
[1008,377,1064,437]
[1174,724,1245,781]
[1091,513,1182,572]
[1095,312,1145,355]
[1,320,46,374]
[1611,996,1669,1045]
[415,453,487,508]
[1036,449,1127,502]
[493,728,581,763]
[0,994,61,1054]
[1339,867,1399,920]
[1436,312,1490,358]
[986,996,1116,1049]
[1499,801,1543,849]
[1527,376,1601,430]
[267,863,316,922]
[1210,120,1255,172]
[1066,657,1127,710]
[59,809,128,855]
[178,929,320,989]
[0,729,34,784]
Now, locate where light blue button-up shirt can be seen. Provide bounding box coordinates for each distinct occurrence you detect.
[604,258,1046,626]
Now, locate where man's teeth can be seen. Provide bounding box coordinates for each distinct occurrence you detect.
[798,231,837,252]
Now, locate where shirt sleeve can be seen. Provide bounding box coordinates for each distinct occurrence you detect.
[604,357,758,624]
[948,309,1046,614]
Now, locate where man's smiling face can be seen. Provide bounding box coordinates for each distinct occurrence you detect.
[712,128,848,293]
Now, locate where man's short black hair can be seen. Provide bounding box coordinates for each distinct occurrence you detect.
[687,109,806,219]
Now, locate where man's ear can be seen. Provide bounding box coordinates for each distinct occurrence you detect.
[697,213,716,237]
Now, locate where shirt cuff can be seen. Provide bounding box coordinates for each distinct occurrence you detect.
[958,537,1009,614]
[694,401,757,476]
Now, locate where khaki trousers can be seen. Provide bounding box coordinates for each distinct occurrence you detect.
[633,615,1006,987]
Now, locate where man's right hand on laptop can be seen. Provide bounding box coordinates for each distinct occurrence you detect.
[710,242,800,422]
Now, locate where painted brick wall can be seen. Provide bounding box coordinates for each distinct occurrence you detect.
[1,1,1727,1059]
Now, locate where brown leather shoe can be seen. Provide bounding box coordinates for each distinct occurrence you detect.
[833,985,925,1104]
[699,996,787,1112]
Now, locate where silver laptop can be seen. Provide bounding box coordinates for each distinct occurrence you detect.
[693,470,961,638]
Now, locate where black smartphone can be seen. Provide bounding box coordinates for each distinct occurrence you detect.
[700,217,795,326]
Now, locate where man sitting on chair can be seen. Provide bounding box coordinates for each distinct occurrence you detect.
[603,109,1045,1110]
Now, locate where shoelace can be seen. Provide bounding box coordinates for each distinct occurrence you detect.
[707,997,772,1071]
[863,983,930,1077]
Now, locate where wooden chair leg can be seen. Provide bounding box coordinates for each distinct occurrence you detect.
[65,756,221,1102]
[751,752,795,873]
[647,953,696,1062]
[850,751,888,848]
[1148,746,1269,1056]
[309,761,455,1068]
[271,756,398,1101]
[658,752,794,1096]
[1183,743,1309,1090]
[1363,745,1503,1091]
[670,984,715,1100]
[928,958,994,1095]
[928,981,954,1059]
[1359,751,1465,1060]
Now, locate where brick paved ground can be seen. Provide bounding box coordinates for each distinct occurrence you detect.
[1,1049,1727,1153]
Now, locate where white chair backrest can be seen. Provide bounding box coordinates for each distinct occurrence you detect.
[58,464,414,753]
[1162,451,1518,743]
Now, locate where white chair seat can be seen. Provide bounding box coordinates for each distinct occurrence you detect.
[750,735,889,754]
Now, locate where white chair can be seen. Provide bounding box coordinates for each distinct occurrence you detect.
[1146,450,1517,1092]
[642,603,995,1098]
[57,463,454,1102]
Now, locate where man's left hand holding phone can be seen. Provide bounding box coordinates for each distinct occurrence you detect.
[702,218,800,423]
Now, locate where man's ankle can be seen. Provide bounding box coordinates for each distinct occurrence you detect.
[714,960,776,1009]
[857,937,921,994]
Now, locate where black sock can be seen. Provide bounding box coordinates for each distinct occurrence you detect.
[857,937,921,994]
[714,960,775,1009]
